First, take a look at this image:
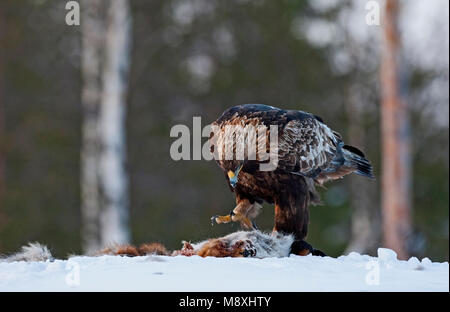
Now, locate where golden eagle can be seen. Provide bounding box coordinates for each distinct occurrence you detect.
[209,104,374,255]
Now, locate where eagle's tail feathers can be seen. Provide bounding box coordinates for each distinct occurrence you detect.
[342,145,374,179]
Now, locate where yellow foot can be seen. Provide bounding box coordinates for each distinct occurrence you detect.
[211,214,232,225]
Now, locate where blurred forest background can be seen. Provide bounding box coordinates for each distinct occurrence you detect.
[0,0,448,261]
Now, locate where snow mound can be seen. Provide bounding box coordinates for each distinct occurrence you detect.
[0,250,447,291]
[377,248,398,263]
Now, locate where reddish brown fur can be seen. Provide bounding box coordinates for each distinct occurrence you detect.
[97,242,169,257]
[115,246,140,256]
[195,239,246,258]
[96,238,254,258]
[97,245,140,257]
[171,242,195,256]
[138,243,169,256]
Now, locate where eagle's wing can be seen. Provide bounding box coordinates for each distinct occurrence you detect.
[277,117,342,176]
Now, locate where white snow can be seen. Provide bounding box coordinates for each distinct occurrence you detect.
[0,248,447,292]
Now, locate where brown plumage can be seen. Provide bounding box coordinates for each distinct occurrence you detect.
[209,104,374,243]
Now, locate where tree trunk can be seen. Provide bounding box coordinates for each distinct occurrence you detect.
[380,0,412,260]
[80,0,104,253]
[98,0,132,246]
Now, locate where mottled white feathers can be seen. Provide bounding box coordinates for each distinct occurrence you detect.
[279,118,340,175]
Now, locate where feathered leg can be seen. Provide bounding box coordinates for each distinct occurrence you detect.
[272,177,327,256]
[273,177,309,240]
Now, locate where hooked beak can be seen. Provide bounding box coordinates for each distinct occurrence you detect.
[228,171,237,188]
[228,164,243,188]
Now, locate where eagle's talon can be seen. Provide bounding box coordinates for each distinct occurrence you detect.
[211,213,233,225]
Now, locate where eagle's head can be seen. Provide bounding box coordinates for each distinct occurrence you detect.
[227,163,244,188]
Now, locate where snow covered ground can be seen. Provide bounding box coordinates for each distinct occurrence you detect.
[0,248,447,292]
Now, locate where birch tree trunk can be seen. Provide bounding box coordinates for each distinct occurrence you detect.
[80,0,104,253]
[98,0,132,246]
[380,0,412,260]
